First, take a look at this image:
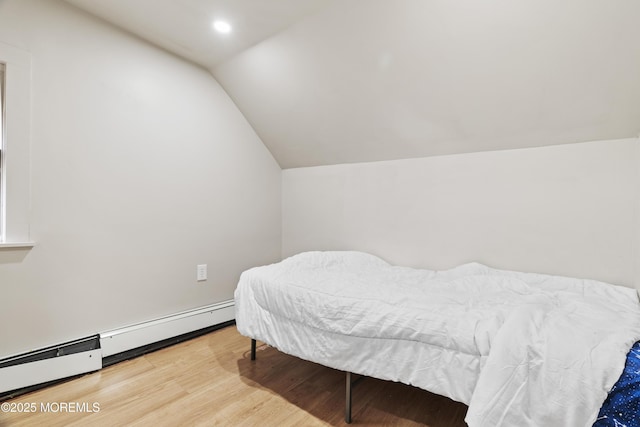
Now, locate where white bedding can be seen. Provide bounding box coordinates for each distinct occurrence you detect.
[234,251,640,427]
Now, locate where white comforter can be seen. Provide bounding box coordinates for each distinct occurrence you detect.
[234,251,640,427]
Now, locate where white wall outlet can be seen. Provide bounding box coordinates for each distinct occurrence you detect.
[197,264,207,281]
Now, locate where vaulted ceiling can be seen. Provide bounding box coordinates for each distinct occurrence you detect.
[67,0,640,168]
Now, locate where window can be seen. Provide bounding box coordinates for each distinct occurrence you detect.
[0,62,5,241]
[0,42,32,246]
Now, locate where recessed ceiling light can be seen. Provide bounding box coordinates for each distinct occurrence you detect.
[213,20,232,34]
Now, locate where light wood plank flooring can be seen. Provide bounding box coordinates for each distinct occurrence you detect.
[0,326,468,426]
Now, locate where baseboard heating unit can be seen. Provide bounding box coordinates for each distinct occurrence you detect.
[99,300,235,359]
[0,300,235,398]
[0,336,101,394]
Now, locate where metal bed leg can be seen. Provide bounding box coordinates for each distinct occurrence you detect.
[250,339,256,361]
[345,371,352,424]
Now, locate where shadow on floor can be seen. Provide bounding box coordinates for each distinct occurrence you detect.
[235,342,468,426]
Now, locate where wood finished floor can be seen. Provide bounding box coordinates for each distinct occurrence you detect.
[0,326,468,426]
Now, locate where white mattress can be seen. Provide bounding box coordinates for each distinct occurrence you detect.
[234,251,640,427]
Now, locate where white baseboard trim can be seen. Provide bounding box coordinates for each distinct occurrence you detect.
[100,300,235,357]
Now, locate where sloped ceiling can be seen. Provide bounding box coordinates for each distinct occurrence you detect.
[67,0,640,168]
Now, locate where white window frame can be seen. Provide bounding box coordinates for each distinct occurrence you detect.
[0,62,4,238]
[0,42,33,247]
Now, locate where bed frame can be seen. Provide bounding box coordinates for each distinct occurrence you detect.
[250,338,358,423]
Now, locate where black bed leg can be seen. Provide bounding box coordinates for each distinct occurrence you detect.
[250,339,256,361]
[345,371,352,424]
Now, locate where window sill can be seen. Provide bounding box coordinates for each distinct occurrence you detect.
[0,242,35,249]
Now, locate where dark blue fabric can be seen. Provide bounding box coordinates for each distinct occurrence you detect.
[594,341,640,427]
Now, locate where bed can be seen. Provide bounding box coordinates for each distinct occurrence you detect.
[234,251,640,426]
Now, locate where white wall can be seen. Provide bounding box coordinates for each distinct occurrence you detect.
[0,0,281,357]
[283,139,640,288]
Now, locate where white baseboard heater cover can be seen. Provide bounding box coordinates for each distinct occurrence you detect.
[0,338,102,394]
[0,300,234,395]
[100,300,235,357]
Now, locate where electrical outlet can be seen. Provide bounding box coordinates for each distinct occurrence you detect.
[197,264,207,281]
